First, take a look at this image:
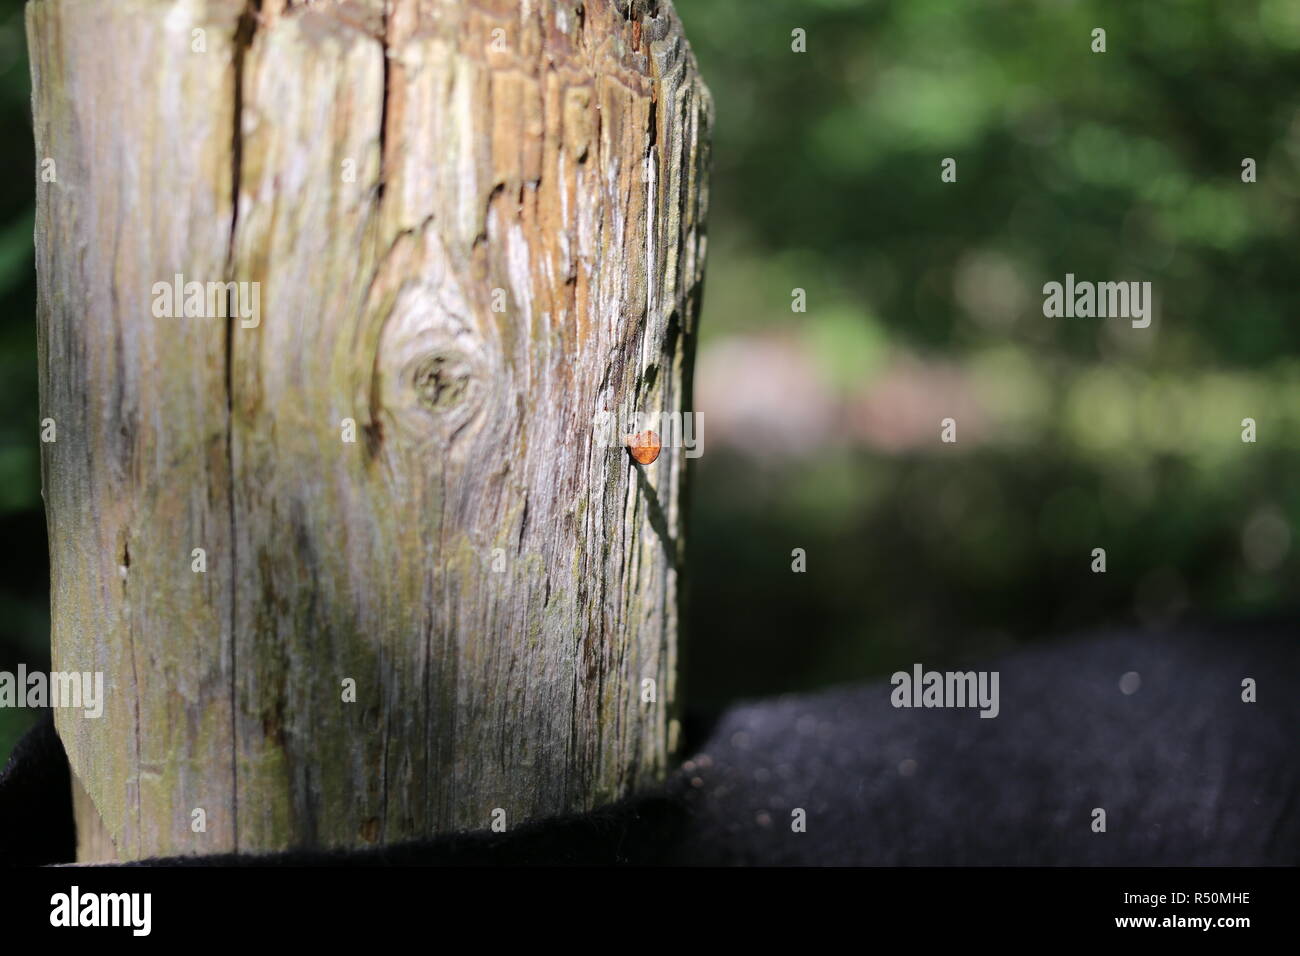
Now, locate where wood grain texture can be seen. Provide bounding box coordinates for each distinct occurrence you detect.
[28,0,710,860]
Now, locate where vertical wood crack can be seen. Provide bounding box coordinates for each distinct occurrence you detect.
[224,0,263,853]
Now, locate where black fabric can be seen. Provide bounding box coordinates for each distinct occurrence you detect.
[2,625,1297,866]
[666,626,1300,865]
[0,712,74,866]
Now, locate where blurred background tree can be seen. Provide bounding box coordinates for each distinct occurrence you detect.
[674,0,1300,721]
[2,0,1299,756]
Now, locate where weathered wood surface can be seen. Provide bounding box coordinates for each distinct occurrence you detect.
[28,0,710,860]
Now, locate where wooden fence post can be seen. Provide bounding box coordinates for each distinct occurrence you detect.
[27,0,710,861]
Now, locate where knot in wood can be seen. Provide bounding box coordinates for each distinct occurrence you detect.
[375,277,492,449]
[412,351,473,412]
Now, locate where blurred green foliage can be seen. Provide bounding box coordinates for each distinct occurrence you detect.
[0,0,44,760]
[676,0,1300,713]
[1,0,1299,757]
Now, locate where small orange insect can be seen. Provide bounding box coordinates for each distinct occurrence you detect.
[624,430,662,465]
